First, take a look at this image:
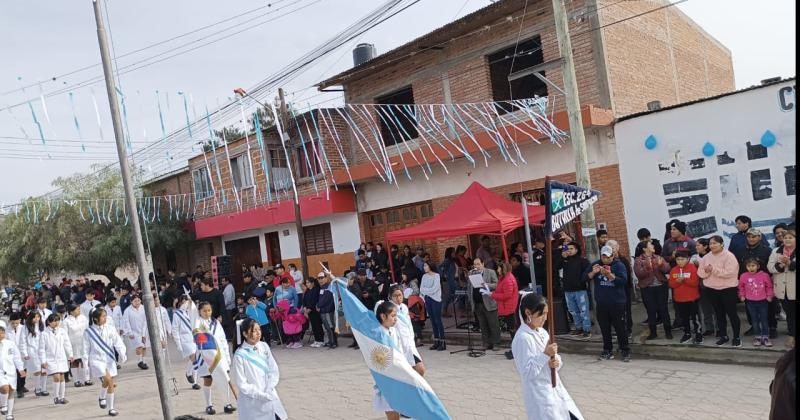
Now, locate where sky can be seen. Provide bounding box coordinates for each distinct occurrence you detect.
[0,0,795,205]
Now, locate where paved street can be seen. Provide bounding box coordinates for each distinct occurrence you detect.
[12,341,775,419]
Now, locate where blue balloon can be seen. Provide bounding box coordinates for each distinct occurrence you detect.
[761,130,776,147]
[702,142,715,157]
[644,135,657,150]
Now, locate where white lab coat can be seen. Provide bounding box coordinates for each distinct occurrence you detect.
[35,308,52,323]
[0,338,24,388]
[511,324,583,420]
[232,341,288,420]
[395,303,421,365]
[62,314,89,360]
[193,317,230,379]
[80,299,101,319]
[153,306,172,348]
[21,326,44,373]
[6,324,24,351]
[40,326,73,375]
[172,308,197,358]
[83,323,127,378]
[122,304,149,349]
[105,305,123,332]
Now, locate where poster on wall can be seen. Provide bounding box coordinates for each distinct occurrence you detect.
[545,180,601,239]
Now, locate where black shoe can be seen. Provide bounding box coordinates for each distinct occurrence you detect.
[665,332,673,340]
[108,409,119,416]
[223,404,236,414]
[769,328,778,340]
[353,344,360,350]
[486,344,495,351]
[702,330,714,337]
[22,387,29,393]
[646,333,658,340]
[743,328,754,336]
[347,342,358,348]
[732,337,742,347]
[330,344,338,349]
[716,336,730,346]
[137,361,149,370]
[186,374,195,384]
[99,398,108,409]
[84,380,93,386]
[437,341,446,351]
[598,351,614,360]
[504,350,514,360]
[206,406,216,415]
[39,390,50,397]
[679,334,692,344]
[16,391,24,398]
[694,334,704,345]
[192,384,201,390]
[429,340,441,351]
[621,351,631,362]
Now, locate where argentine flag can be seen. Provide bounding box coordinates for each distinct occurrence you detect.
[333,279,451,420]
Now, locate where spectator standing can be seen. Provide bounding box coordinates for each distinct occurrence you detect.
[729,215,770,261]
[511,255,532,292]
[420,262,445,351]
[693,239,717,337]
[588,246,630,362]
[634,240,672,341]
[317,273,338,349]
[302,277,325,348]
[606,239,633,337]
[221,277,236,324]
[768,228,796,348]
[273,277,299,309]
[738,258,774,347]
[492,262,520,340]
[662,221,697,266]
[634,228,663,258]
[288,264,304,295]
[530,238,547,287]
[438,248,457,313]
[467,258,500,351]
[372,243,389,270]
[245,295,270,344]
[596,229,609,248]
[412,248,425,274]
[698,236,742,347]
[737,228,777,338]
[668,251,702,344]
[560,242,591,338]
[476,236,496,270]
[773,223,789,248]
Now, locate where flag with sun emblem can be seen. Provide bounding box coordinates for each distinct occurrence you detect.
[333,279,451,420]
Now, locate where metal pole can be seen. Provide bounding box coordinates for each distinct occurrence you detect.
[550,0,599,262]
[91,1,173,418]
[278,88,310,278]
[522,197,536,290]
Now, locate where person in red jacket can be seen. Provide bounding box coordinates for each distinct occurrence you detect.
[669,250,702,344]
[493,261,520,338]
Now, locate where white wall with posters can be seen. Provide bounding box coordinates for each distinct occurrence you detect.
[615,79,796,253]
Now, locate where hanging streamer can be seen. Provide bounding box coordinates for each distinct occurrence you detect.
[38,86,57,138]
[251,109,272,204]
[290,108,319,193]
[271,103,300,204]
[67,92,86,152]
[115,87,133,153]
[90,88,105,141]
[179,91,195,151]
[27,101,46,144]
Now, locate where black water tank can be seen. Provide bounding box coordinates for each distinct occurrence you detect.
[353,43,377,67]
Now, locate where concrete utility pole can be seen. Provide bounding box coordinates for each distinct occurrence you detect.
[91,1,173,419]
[550,0,600,262]
[278,88,310,279]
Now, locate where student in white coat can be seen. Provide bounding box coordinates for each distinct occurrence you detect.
[152,294,172,351]
[232,318,288,420]
[388,287,425,376]
[104,296,123,332]
[40,314,74,405]
[0,325,26,420]
[21,312,48,397]
[62,304,91,388]
[80,289,101,322]
[83,307,127,417]
[122,294,149,370]
[172,295,200,390]
[34,298,52,324]
[5,314,26,400]
[512,293,583,420]
[194,301,237,415]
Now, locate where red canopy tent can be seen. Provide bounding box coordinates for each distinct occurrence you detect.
[385,182,545,274]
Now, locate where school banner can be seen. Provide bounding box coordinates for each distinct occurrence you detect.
[545,180,600,239]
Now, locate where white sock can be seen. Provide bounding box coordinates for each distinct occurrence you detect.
[53,380,60,398]
[108,393,115,410]
[60,381,66,399]
[42,375,48,392]
[138,354,144,363]
[84,367,91,382]
[0,392,8,407]
[99,387,108,400]
[203,385,212,407]
[186,361,194,377]
[6,398,13,415]
[192,370,198,384]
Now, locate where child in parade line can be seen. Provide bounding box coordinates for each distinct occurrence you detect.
[122,294,149,370]
[40,313,73,405]
[511,293,584,420]
[6,314,26,399]
[153,294,173,353]
[21,312,47,397]
[194,301,236,415]
[83,307,127,417]
[172,295,201,391]
[231,318,288,420]
[79,289,101,323]
[668,251,703,345]
[104,295,123,332]
[0,325,26,420]
[738,258,775,347]
[372,300,405,420]
[389,286,425,376]
[62,303,91,387]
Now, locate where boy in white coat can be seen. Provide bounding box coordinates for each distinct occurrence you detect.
[5,314,26,399]
[0,325,27,420]
[152,294,172,351]
[122,294,149,370]
[172,295,200,390]
[83,307,127,417]
[40,314,73,405]
[62,304,91,387]
[80,289,101,322]
[232,319,287,420]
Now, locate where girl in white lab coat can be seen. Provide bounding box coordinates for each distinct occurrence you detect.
[104,295,123,333]
[40,314,73,405]
[231,318,288,420]
[62,304,91,388]
[5,313,25,400]
[84,307,127,417]
[194,301,237,415]
[388,287,425,376]
[172,295,200,390]
[511,293,583,420]
[152,294,172,352]
[122,294,149,370]
[0,325,26,420]
[21,311,47,397]
[372,301,402,420]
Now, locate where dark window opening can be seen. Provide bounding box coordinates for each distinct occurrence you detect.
[304,223,334,256]
[376,87,417,147]
[488,36,548,114]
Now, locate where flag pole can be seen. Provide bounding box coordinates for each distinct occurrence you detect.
[544,176,557,388]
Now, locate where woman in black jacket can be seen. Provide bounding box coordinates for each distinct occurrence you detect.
[302,277,325,347]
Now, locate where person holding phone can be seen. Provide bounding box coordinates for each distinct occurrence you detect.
[586,246,630,361]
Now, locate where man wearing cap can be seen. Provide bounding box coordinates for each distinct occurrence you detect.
[586,245,631,361]
[738,228,777,338]
[273,264,292,289]
[729,215,769,262]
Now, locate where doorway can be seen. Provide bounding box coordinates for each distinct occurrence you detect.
[265,232,282,267]
[224,236,261,291]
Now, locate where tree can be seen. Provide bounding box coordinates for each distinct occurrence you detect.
[0,167,193,285]
[214,126,245,143]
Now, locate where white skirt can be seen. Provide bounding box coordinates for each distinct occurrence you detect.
[0,372,16,389]
[128,334,149,349]
[24,355,42,374]
[88,358,118,379]
[45,358,69,375]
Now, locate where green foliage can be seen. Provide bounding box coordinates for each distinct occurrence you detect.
[0,168,193,283]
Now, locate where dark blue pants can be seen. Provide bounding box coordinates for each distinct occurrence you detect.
[425,296,445,339]
[746,300,769,337]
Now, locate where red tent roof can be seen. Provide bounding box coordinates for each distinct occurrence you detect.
[385,182,546,242]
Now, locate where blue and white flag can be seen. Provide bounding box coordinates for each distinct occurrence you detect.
[333,279,451,420]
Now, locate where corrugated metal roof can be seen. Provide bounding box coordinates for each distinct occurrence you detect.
[617,77,796,122]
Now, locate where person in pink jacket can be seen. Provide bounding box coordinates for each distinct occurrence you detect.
[738,258,774,347]
[698,235,742,347]
[493,262,520,337]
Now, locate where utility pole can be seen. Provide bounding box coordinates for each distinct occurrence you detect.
[551,0,600,262]
[91,1,173,419]
[278,88,310,279]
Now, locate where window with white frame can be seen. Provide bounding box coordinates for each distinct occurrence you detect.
[192,167,213,200]
[230,154,254,189]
